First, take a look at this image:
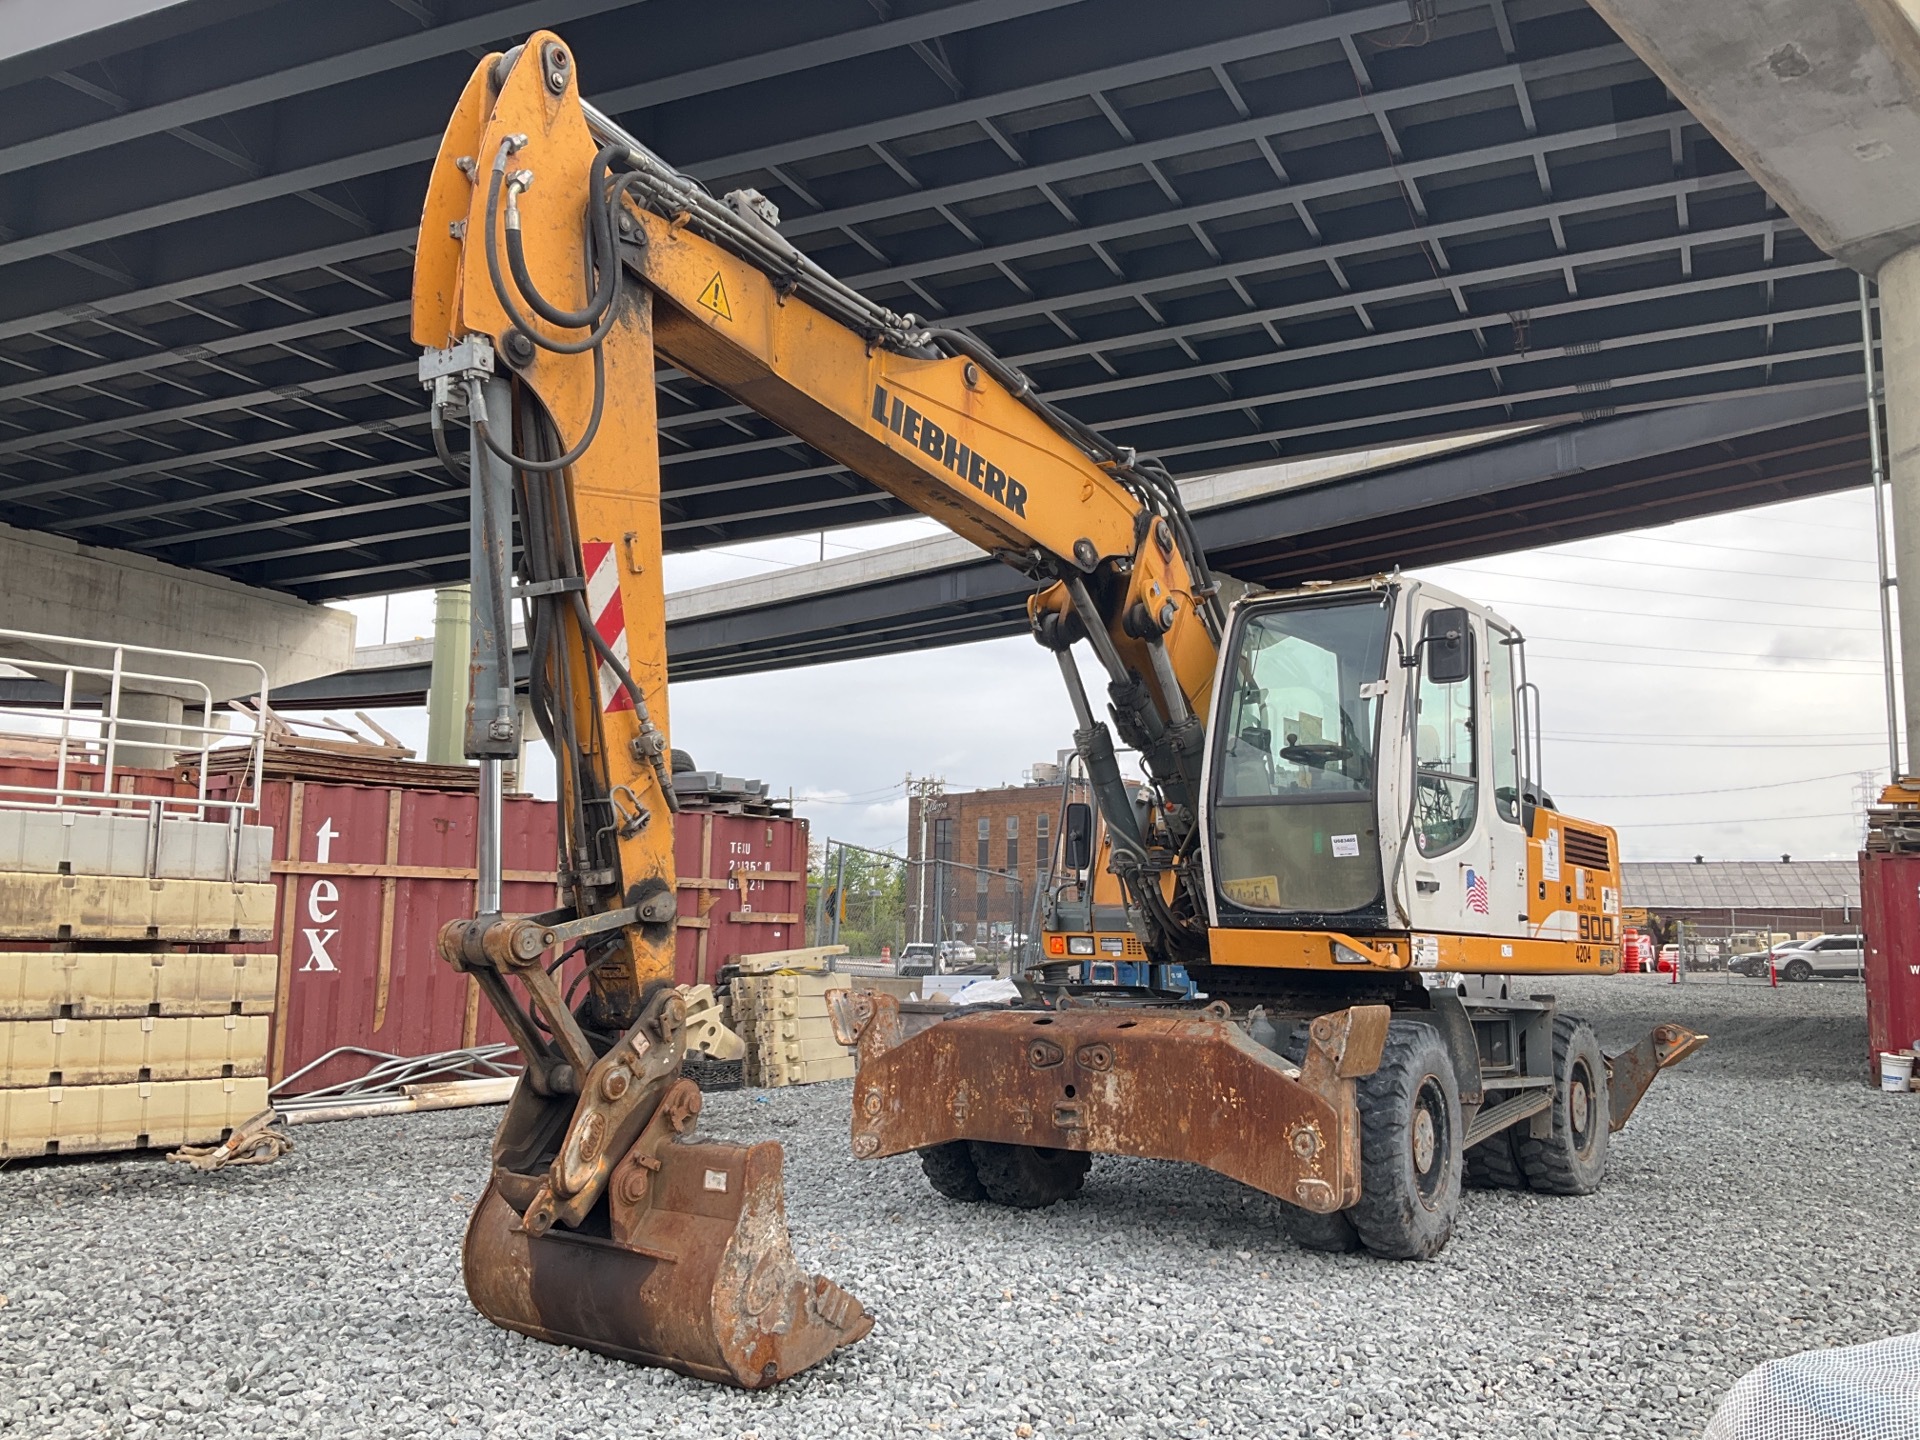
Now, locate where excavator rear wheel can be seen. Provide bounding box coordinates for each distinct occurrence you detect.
[1514,1016,1609,1196]
[968,1142,1091,1209]
[1349,1020,1463,1260]
[1464,1129,1528,1190]
[919,1141,987,1202]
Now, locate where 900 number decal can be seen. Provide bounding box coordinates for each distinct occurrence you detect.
[1578,914,1617,943]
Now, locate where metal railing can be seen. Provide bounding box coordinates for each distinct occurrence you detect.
[0,626,269,822]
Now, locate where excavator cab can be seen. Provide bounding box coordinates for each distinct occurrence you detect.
[1198,574,1570,962]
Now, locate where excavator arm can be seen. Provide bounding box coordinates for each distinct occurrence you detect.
[411,32,1232,1389]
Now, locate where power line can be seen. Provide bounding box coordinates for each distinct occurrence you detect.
[1527,651,1878,675]
[1621,809,1857,829]
[1482,596,1875,632]
[1559,769,1864,800]
[1544,735,1885,749]
[1461,547,1877,583]
[1526,632,1882,665]
[1454,566,1879,616]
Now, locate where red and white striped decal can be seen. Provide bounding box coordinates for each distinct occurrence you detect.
[581,540,633,713]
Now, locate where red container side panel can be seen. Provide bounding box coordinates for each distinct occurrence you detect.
[1861,851,1920,1071]
[0,757,198,805]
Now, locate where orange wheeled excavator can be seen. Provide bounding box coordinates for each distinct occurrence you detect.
[414,32,1702,1389]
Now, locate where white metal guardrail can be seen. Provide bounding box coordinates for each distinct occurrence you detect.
[0,626,269,823]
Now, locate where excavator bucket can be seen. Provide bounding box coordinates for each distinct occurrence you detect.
[462,1079,871,1388]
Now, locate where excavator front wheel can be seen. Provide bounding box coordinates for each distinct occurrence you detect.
[919,1141,988,1202]
[968,1141,1091,1209]
[1347,1020,1464,1261]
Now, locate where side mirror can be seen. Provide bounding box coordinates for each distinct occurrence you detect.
[1064,802,1094,872]
[1423,608,1472,685]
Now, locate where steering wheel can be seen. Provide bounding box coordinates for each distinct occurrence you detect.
[1279,741,1351,768]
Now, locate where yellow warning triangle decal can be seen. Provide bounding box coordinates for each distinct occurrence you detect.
[697,272,733,320]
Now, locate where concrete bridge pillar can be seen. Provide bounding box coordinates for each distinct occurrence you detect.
[1877,246,1920,771]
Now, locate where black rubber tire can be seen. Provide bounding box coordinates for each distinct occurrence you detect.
[669,748,697,775]
[1782,958,1813,983]
[1280,1203,1362,1252]
[1349,1020,1463,1261]
[1515,1016,1609,1196]
[967,1141,1090,1209]
[919,1141,987,1202]
[1464,1128,1529,1190]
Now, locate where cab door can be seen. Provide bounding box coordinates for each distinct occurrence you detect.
[1483,623,1530,934]
[1404,600,1497,937]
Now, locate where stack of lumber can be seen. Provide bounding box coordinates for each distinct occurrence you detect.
[1865,785,1920,852]
[728,946,855,1088]
[193,704,480,791]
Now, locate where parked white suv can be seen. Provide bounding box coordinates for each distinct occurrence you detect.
[1773,934,1865,981]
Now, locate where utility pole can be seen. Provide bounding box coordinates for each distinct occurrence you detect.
[907,774,945,943]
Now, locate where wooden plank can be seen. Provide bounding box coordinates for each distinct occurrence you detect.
[270,783,304,1084]
[372,788,403,1034]
[734,912,803,925]
[271,860,556,883]
[462,975,481,1048]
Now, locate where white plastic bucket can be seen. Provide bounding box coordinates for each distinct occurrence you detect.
[1880,1051,1915,1093]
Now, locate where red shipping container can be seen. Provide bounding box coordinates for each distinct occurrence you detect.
[672,808,810,987]
[230,778,807,1092]
[1860,851,1920,1074]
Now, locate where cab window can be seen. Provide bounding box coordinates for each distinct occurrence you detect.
[1415,618,1476,855]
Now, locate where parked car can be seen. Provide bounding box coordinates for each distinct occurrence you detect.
[1727,949,1774,977]
[1772,934,1865,981]
[937,940,978,967]
[895,943,938,976]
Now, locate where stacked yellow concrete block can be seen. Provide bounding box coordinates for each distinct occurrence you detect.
[728,947,855,1087]
[0,950,277,1157]
[0,810,279,1159]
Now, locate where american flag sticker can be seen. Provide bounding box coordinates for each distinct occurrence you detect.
[1465,867,1490,915]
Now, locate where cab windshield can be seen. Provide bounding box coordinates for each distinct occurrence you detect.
[1212,594,1391,919]
[1218,597,1389,799]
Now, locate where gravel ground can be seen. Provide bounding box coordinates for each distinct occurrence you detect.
[2,976,1915,1440]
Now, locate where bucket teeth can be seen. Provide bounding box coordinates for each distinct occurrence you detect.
[463,1126,869,1388]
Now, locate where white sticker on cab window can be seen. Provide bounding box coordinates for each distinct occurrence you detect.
[1331,833,1360,858]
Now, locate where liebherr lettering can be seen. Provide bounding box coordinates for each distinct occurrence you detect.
[871,384,1028,518]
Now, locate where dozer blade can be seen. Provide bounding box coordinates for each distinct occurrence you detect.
[463,1079,871,1388]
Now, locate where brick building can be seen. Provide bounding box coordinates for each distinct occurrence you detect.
[906,767,1088,945]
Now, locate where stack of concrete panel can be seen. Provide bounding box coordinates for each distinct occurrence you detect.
[0,810,278,1158]
[727,948,854,1087]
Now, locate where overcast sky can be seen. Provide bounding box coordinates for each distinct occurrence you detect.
[330,479,1894,865]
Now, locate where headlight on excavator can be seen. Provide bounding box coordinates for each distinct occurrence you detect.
[1330,939,1374,966]
[1067,936,1095,956]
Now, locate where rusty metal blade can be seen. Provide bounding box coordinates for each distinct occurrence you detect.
[1605,1023,1708,1131]
[846,995,1369,1212]
[463,1131,871,1388]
